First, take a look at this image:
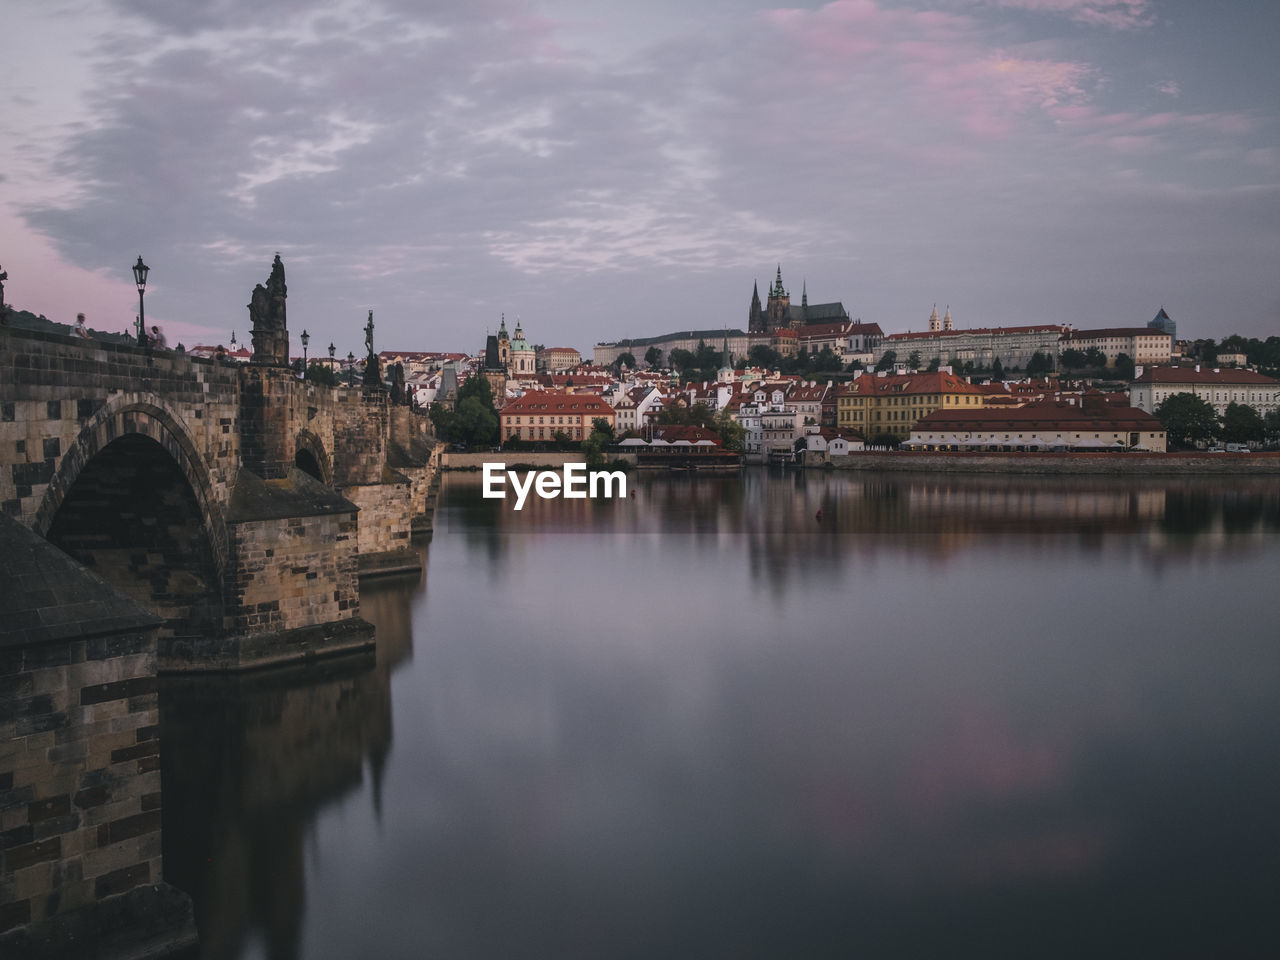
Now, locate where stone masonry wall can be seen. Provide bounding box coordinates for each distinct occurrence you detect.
[0,630,163,936]
[0,330,241,540]
[225,512,361,634]
[342,481,414,567]
[332,393,387,487]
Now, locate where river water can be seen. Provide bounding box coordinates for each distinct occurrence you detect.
[161,470,1280,959]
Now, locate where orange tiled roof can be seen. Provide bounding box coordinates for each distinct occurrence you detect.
[500,391,616,416]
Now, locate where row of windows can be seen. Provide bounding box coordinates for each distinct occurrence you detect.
[507,414,608,426]
[507,426,585,440]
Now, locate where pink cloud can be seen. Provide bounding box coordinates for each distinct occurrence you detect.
[984,0,1154,30]
[758,1,1094,141]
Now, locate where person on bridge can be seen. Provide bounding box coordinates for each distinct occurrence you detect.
[73,313,92,339]
[149,324,169,349]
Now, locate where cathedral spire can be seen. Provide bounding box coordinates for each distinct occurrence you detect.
[801,279,807,308]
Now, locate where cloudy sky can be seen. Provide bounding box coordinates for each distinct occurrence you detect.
[3,0,1278,355]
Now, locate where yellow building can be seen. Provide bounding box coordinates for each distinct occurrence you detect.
[500,391,616,442]
[836,370,983,442]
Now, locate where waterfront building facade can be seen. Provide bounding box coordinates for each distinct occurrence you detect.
[500,391,616,443]
[837,370,984,442]
[1130,366,1280,417]
[911,395,1167,451]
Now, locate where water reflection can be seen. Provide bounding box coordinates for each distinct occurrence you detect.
[445,470,1280,590]
[159,548,425,960]
[159,475,1280,958]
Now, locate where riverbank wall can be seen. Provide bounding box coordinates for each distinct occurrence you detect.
[441,452,638,470]
[814,452,1280,476]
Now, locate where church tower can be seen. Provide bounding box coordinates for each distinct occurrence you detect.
[766,265,790,330]
[943,305,953,331]
[749,281,764,334]
[497,314,511,369]
[929,304,941,332]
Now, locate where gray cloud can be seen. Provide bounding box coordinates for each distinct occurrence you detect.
[14,0,1280,350]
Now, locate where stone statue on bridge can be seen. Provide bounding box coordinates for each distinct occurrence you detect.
[0,264,8,324]
[248,254,289,365]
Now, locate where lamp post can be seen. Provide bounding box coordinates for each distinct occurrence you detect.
[347,351,355,387]
[300,328,310,377]
[132,256,149,345]
[328,341,335,374]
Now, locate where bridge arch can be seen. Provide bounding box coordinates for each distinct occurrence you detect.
[294,429,333,485]
[34,393,228,576]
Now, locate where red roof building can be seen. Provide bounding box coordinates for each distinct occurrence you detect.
[500,391,616,443]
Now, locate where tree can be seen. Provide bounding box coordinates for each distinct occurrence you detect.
[1264,409,1280,447]
[429,402,456,441]
[305,361,338,386]
[581,422,614,469]
[615,351,636,371]
[814,346,841,372]
[1084,347,1107,369]
[907,350,922,369]
[749,344,782,369]
[1192,339,1219,364]
[687,401,715,429]
[448,374,500,448]
[1221,402,1264,445]
[1026,351,1054,377]
[592,417,615,443]
[712,409,745,452]
[455,396,498,448]
[668,347,695,371]
[875,350,897,372]
[1060,348,1087,370]
[644,346,663,368]
[1113,353,1136,381]
[694,339,721,370]
[1156,392,1220,449]
[991,357,1005,382]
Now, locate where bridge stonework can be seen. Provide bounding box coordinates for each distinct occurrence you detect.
[0,327,439,672]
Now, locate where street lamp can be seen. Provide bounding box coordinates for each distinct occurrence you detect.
[328,341,335,373]
[347,351,355,386]
[300,328,310,376]
[132,255,149,345]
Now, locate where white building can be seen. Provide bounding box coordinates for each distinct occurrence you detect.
[1130,366,1279,417]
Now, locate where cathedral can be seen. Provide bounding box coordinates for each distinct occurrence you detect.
[748,265,850,334]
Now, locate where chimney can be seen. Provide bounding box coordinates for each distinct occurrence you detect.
[1194,364,1200,373]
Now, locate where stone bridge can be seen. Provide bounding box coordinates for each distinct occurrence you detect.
[0,307,440,672]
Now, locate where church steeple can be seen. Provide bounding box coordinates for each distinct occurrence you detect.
[765,264,790,329]
[749,280,764,333]
[929,303,941,333]
[801,279,808,308]
[943,304,952,331]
